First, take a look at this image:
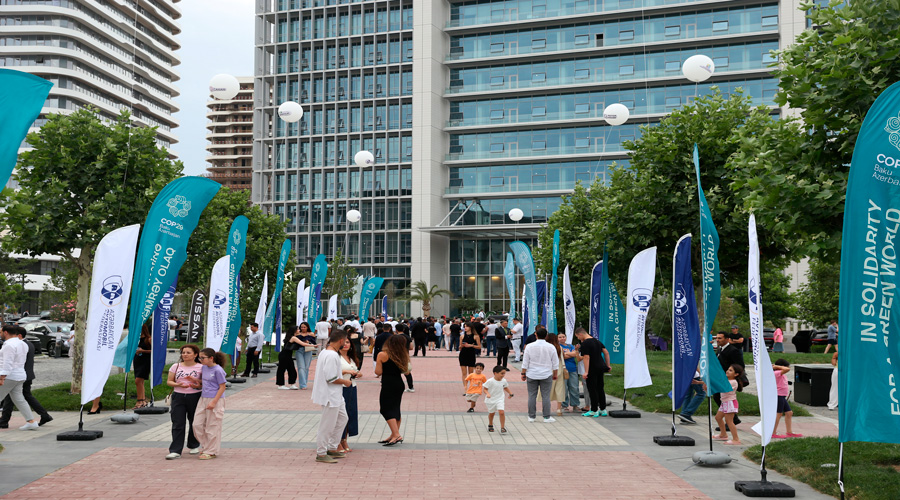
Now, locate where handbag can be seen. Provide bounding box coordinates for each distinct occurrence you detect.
[305,345,317,352]
[164,363,180,405]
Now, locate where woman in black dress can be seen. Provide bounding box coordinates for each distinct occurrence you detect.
[132,322,153,409]
[458,322,482,393]
[375,334,409,446]
[276,325,299,389]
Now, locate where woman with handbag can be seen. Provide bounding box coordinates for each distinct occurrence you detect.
[290,322,317,390]
[339,336,362,453]
[277,325,300,389]
[547,333,568,416]
[165,344,203,460]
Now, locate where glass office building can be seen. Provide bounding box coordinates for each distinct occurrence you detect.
[254,0,804,316]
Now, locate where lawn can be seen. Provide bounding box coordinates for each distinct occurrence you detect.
[32,343,283,411]
[744,438,900,500]
[602,351,833,416]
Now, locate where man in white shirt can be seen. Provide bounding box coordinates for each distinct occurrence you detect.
[241,323,264,377]
[168,315,177,341]
[511,318,524,361]
[346,315,361,334]
[520,327,558,423]
[311,330,352,463]
[0,325,39,430]
[315,317,332,352]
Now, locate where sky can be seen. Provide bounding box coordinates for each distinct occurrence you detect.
[173,0,254,176]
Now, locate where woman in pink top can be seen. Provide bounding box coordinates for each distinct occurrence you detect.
[165,345,204,460]
[772,325,784,352]
[714,364,744,445]
[772,359,802,438]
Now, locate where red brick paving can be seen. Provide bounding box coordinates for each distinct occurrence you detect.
[4,448,708,499]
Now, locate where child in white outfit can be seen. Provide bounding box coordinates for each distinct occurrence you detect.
[483,365,514,434]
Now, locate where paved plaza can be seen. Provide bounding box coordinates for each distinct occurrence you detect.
[0,352,836,499]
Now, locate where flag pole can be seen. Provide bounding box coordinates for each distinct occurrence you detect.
[838,442,845,500]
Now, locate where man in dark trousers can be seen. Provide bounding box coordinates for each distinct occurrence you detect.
[241,322,264,377]
[411,317,428,357]
[0,326,52,428]
[575,327,611,417]
[449,319,461,352]
[494,318,511,369]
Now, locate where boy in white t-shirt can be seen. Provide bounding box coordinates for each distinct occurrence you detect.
[483,365,514,434]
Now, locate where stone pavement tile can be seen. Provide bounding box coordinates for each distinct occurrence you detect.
[125,411,627,447]
[3,448,708,500]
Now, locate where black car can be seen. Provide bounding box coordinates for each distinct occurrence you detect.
[763,328,775,349]
[23,322,73,356]
[0,335,42,354]
[792,329,829,353]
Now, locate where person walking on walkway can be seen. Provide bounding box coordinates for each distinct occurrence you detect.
[557,332,580,413]
[520,327,557,423]
[312,330,351,463]
[276,325,299,389]
[495,318,511,369]
[547,333,567,416]
[132,323,152,409]
[191,348,228,460]
[241,322,263,378]
[315,316,332,353]
[449,319,461,352]
[290,322,317,389]
[459,323,482,393]
[511,318,524,361]
[825,319,838,354]
[339,335,361,453]
[0,326,40,430]
[575,328,610,417]
[0,326,51,428]
[677,370,706,425]
[411,317,428,357]
[375,334,408,446]
[165,344,203,459]
[484,319,497,357]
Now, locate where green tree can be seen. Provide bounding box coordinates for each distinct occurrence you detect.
[795,258,840,328]
[536,90,790,325]
[0,250,33,314]
[175,187,301,329]
[731,0,900,263]
[400,280,452,317]
[0,109,181,393]
[723,265,798,331]
[324,248,359,310]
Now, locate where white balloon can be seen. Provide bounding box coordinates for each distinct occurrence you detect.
[508,208,524,222]
[603,103,630,126]
[354,150,375,167]
[278,101,304,123]
[347,209,361,223]
[208,74,240,100]
[682,54,715,83]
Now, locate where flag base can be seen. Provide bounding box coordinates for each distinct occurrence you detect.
[225,382,232,388]
[227,377,247,383]
[57,430,103,441]
[262,363,277,368]
[692,450,732,466]
[110,413,140,424]
[608,410,641,418]
[734,481,795,497]
[134,405,169,415]
[653,435,695,446]
[256,368,271,373]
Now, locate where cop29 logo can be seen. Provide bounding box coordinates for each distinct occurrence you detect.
[631,288,652,313]
[232,229,242,246]
[100,275,125,307]
[167,195,192,218]
[885,111,900,152]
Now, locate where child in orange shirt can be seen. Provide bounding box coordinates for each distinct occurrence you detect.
[464,362,487,413]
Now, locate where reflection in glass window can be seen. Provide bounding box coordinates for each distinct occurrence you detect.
[575,69,590,79]
[575,103,590,113]
[575,138,590,148]
[532,38,546,49]
[490,143,504,153]
[619,65,634,76]
[665,25,680,37]
[665,96,681,107]
[575,34,590,45]
[713,57,729,68]
[713,20,729,32]
[533,72,546,82]
[762,15,778,27]
[620,30,634,41]
[491,76,504,86]
[665,61,681,72]
[490,110,504,119]
[490,42,504,53]
[532,106,546,117]
[532,140,546,150]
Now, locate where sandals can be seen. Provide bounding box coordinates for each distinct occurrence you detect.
[500,428,507,434]
[198,453,217,460]
[488,425,495,432]
[133,399,147,409]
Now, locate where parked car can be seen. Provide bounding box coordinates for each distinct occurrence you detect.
[810,329,830,346]
[23,322,73,356]
[0,335,41,354]
[763,328,775,350]
[16,316,44,326]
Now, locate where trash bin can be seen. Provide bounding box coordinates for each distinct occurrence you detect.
[793,364,833,406]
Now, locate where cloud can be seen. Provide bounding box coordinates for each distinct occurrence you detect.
[173,0,254,176]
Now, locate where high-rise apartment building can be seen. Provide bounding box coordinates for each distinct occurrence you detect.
[206,76,254,192]
[254,0,804,316]
[0,0,182,155]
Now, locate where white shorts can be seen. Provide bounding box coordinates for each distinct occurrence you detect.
[486,399,504,413]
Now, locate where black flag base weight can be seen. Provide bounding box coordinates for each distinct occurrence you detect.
[609,409,641,418]
[256,368,271,374]
[653,434,695,446]
[262,363,277,368]
[734,481,795,497]
[227,377,247,383]
[57,413,102,441]
[134,404,169,415]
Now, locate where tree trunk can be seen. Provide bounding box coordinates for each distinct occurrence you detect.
[422,301,431,317]
[70,244,94,394]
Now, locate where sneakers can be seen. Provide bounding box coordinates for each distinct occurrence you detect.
[326,450,345,458]
[527,417,536,423]
[466,408,475,413]
[582,411,597,417]
[678,414,696,425]
[38,415,53,426]
[189,448,201,455]
[316,454,338,463]
[599,410,608,417]
[0,423,8,429]
[290,385,299,390]
[277,386,291,390]
[405,388,415,393]
[165,453,181,460]
[543,417,556,423]
[19,421,39,431]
